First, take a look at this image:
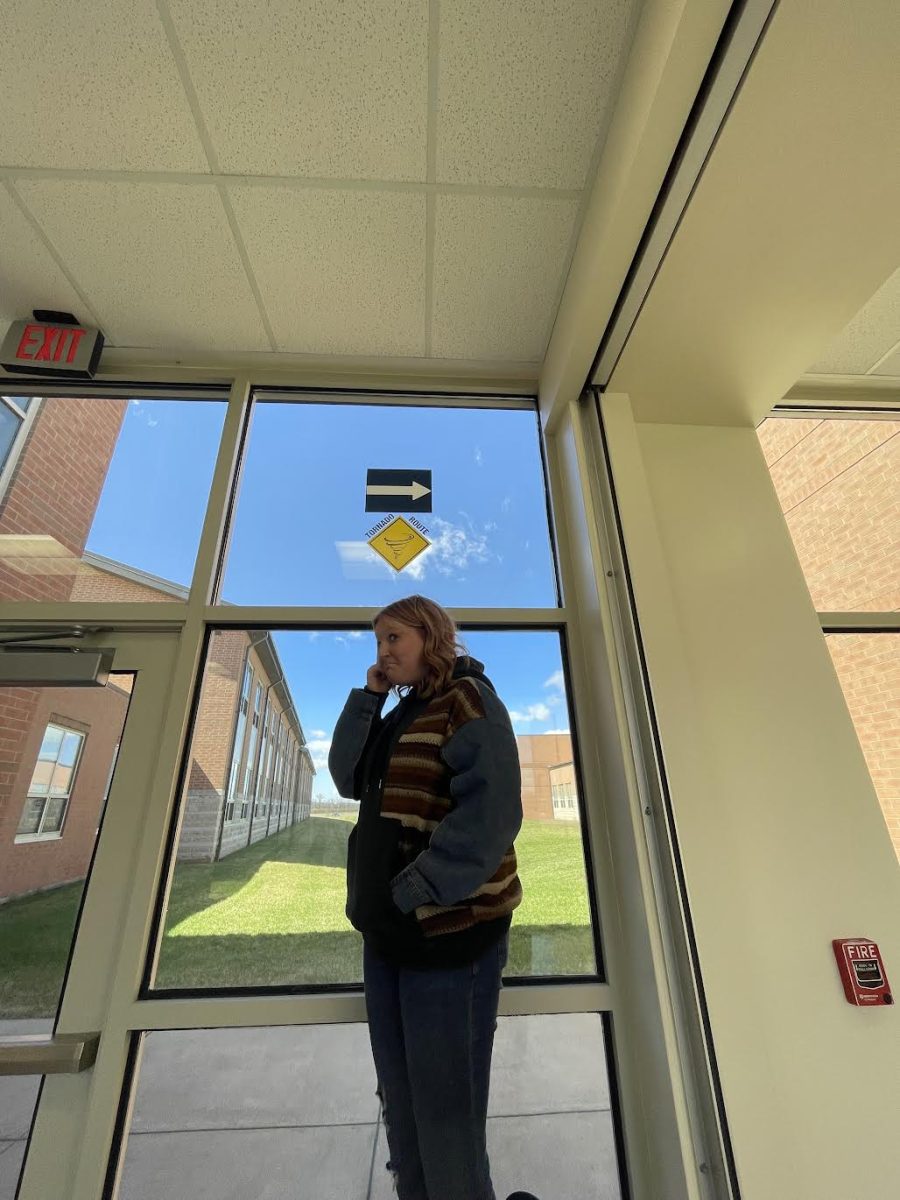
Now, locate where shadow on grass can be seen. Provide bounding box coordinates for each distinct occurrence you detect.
[152,924,596,991]
[1,817,598,1017]
[2,920,595,1017]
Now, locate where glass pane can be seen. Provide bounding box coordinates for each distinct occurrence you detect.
[0,673,134,1195]
[48,764,73,797]
[40,796,67,833]
[58,730,82,767]
[37,725,64,761]
[26,759,53,795]
[220,400,558,607]
[153,629,596,991]
[0,403,20,472]
[825,633,900,861]
[757,415,900,611]
[16,796,44,835]
[0,396,226,602]
[3,395,33,413]
[117,1015,622,1199]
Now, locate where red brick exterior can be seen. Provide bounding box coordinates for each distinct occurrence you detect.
[517,733,574,821]
[0,681,130,899]
[0,397,126,603]
[758,417,900,858]
[0,398,313,897]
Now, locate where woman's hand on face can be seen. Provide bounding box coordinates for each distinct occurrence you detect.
[366,663,390,693]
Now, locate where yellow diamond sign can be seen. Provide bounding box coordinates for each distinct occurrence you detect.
[368,516,430,572]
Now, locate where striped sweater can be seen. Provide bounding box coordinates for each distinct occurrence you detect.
[330,656,524,953]
[384,674,524,938]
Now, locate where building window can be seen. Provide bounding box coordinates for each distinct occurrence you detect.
[240,682,264,820]
[254,707,272,819]
[0,394,34,480]
[16,723,85,841]
[224,661,252,823]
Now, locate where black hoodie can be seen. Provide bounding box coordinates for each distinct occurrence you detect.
[333,656,516,969]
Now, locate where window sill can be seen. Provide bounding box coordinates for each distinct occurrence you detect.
[15,832,63,844]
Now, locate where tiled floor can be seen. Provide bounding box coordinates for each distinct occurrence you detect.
[1,1014,622,1199]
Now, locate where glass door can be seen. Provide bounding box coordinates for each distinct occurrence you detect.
[96,391,626,1200]
[0,629,181,1200]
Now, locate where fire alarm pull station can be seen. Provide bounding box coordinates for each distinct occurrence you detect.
[832,939,893,1007]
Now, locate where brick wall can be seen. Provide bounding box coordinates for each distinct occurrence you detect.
[0,396,126,603]
[758,417,900,611]
[0,399,319,891]
[517,733,573,821]
[826,634,900,855]
[0,681,130,900]
[758,417,900,858]
[177,630,247,861]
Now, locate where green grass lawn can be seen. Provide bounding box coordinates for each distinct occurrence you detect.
[0,817,595,1018]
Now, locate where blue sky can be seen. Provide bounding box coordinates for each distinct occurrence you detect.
[87,398,571,797]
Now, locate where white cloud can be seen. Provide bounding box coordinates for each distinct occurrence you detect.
[544,670,565,691]
[543,728,571,736]
[306,737,332,771]
[310,729,327,739]
[474,446,484,467]
[129,397,158,427]
[347,630,365,639]
[509,702,552,723]
[406,517,493,581]
[335,541,394,579]
[307,631,321,641]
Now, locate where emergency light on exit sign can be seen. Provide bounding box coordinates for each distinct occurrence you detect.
[1,310,104,379]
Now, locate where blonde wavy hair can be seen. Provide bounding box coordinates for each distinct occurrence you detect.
[374,595,467,698]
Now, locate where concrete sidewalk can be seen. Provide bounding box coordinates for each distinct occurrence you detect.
[1,1014,621,1199]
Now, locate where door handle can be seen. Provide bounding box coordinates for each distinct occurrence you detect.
[0,1033,100,1076]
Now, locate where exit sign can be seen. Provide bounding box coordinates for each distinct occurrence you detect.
[1,314,104,379]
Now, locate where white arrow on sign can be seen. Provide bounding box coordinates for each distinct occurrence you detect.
[366,481,431,501]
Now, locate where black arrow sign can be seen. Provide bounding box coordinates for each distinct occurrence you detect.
[365,469,432,513]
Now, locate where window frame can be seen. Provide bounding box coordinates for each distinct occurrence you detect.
[15,720,86,843]
[0,393,41,502]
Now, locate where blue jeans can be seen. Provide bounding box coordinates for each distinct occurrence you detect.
[363,931,509,1200]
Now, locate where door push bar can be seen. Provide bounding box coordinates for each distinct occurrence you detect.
[0,1033,100,1076]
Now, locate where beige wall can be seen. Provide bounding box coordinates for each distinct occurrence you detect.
[604,395,899,1200]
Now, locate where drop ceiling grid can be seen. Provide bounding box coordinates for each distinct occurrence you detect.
[0,0,641,364]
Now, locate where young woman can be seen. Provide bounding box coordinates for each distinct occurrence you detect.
[329,595,539,1200]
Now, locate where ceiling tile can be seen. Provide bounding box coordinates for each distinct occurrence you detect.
[229,185,425,355]
[15,180,269,351]
[167,0,427,180]
[0,189,85,324]
[437,0,637,188]
[430,193,578,361]
[809,266,900,374]
[0,1,207,171]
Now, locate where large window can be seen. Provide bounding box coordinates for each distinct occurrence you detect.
[152,627,596,991]
[16,723,85,841]
[759,411,899,858]
[219,399,559,607]
[0,393,227,602]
